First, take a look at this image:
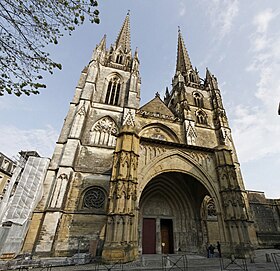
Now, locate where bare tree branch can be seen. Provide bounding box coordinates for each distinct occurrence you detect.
[0,0,99,96]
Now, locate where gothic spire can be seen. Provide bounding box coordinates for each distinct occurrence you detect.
[176,28,192,74]
[115,12,131,53]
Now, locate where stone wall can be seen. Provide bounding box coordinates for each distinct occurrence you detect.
[248,191,280,248]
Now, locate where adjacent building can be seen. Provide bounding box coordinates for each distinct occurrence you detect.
[0,152,16,201]
[0,151,49,259]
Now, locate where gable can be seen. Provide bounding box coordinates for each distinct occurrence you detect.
[139,96,175,117]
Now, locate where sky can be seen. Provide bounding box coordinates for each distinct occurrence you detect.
[0,1,279,198]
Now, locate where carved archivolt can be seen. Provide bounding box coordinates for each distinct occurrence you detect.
[90,117,118,146]
[138,150,218,200]
[139,145,215,180]
[139,124,179,143]
[188,151,213,173]
[139,145,166,166]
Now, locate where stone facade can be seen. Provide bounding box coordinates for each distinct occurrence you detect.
[22,15,262,262]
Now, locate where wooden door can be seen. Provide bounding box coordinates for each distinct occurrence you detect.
[142,218,156,254]
[161,219,174,254]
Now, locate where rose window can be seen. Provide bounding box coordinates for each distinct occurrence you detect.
[83,188,105,209]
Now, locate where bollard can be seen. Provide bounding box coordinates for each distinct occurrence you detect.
[265,253,271,262]
[141,256,145,267]
[166,255,171,267]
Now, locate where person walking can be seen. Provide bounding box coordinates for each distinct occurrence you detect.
[217,241,221,258]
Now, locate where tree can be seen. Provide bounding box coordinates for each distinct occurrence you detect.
[0,0,100,96]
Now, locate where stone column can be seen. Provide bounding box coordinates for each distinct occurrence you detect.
[215,147,257,257]
[102,126,139,262]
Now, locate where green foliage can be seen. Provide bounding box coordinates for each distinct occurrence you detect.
[0,0,99,96]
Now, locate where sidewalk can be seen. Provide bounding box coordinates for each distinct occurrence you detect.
[0,248,279,271]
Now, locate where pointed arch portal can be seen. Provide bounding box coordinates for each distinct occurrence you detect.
[139,171,221,255]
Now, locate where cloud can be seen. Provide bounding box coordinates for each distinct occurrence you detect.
[205,0,239,40]
[231,9,280,163]
[253,8,276,33]
[179,1,186,17]
[232,105,280,163]
[0,125,58,159]
[249,10,280,107]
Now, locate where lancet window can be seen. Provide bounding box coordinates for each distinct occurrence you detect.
[116,54,123,64]
[196,109,208,125]
[193,92,204,108]
[90,117,118,146]
[189,72,195,82]
[105,77,121,105]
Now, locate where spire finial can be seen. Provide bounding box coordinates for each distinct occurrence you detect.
[127,10,130,15]
[178,26,181,32]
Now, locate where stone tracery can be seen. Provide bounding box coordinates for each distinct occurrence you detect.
[90,117,118,146]
[83,187,106,209]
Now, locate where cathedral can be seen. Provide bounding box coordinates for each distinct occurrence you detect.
[22,14,260,262]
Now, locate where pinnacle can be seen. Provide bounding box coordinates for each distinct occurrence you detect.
[99,34,106,50]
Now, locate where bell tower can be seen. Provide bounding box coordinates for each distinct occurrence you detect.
[163,29,257,257]
[22,13,141,257]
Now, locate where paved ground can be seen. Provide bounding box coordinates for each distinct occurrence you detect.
[0,249,280,271]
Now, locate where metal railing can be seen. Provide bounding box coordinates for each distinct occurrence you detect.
[0,260,52,271]
[272,253,280,271]
[0,251,277,271]
[219,255,248,271]
[162,254,188,271]
[92,259,124,271]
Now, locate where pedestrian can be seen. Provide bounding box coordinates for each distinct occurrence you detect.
[206,243,210,258]
[208,244,215,258]
[217,241,221,258]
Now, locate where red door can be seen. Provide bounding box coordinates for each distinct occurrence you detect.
[142,218,156,254]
